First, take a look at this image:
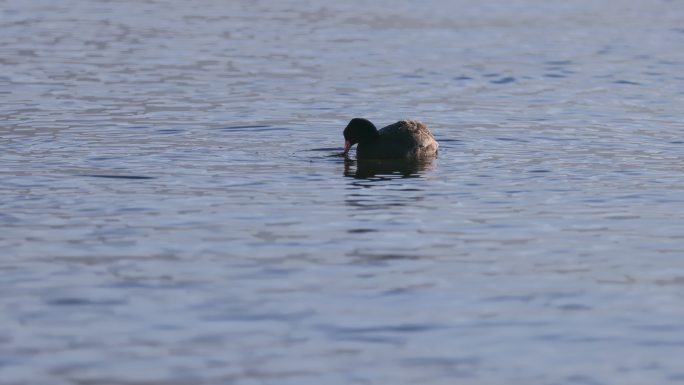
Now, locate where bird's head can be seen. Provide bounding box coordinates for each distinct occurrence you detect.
[343,118,379,155]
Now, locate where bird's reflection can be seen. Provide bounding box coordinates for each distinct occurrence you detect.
[343,158,434,180]
[343,158,431,210]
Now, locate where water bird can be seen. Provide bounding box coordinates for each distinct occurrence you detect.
[343,118,439,159]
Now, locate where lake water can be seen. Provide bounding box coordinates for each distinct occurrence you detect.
[2,0,684,384]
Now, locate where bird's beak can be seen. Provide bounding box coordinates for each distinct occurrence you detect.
[343,140,351,155]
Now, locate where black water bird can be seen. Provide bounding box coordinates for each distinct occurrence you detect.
[342,118,439,160]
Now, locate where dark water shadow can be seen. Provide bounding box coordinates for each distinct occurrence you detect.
[343,158,434,180]
[78,174,155,180]
[309,147,347,158]
[309,147,343,152]
[212,125,290,132]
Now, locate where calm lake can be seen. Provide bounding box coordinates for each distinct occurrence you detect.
[2,0,684,384]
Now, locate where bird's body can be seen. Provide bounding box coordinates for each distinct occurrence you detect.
[343,118,438,160]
